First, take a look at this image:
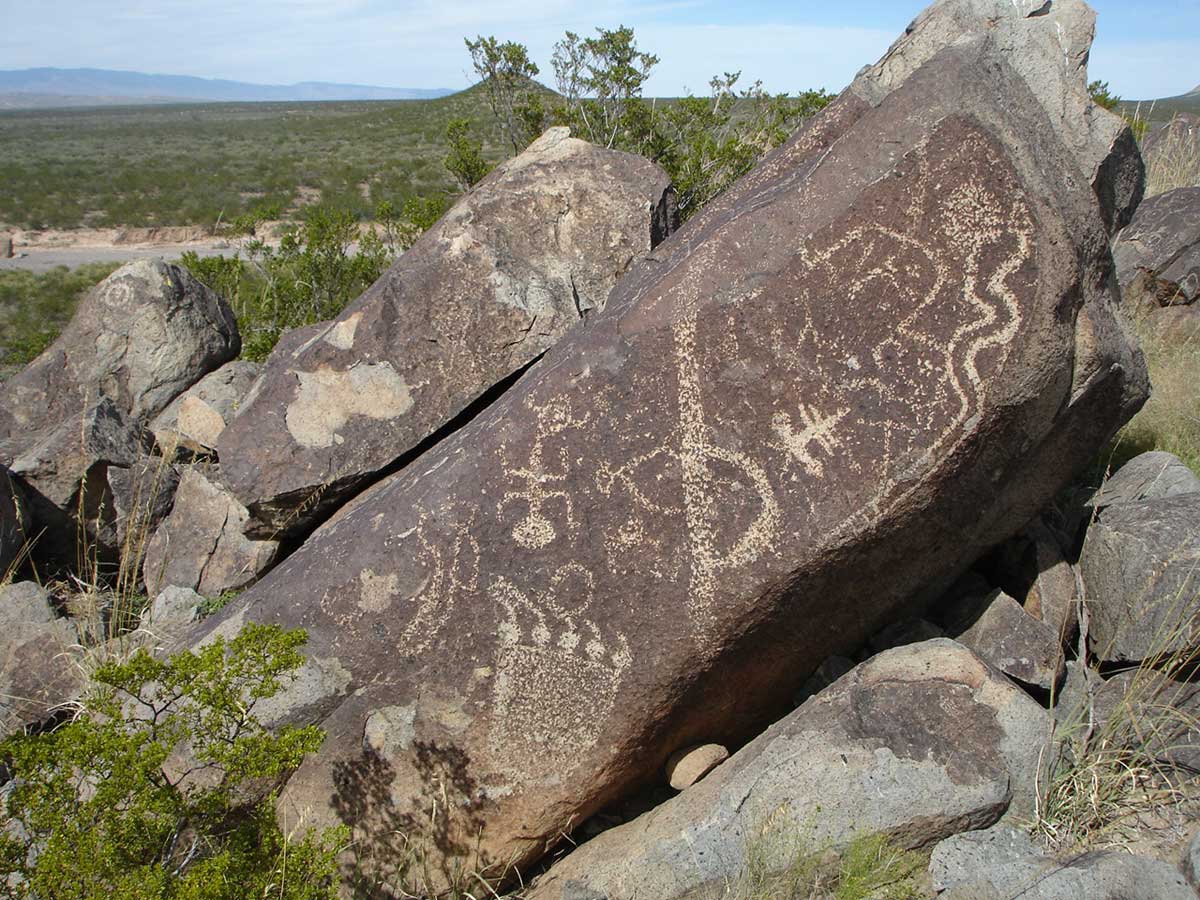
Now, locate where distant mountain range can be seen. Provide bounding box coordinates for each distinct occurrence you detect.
[0,68,453,109]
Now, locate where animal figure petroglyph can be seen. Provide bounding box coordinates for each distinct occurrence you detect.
[488,563,631,779]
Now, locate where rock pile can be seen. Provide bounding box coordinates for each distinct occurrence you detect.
[5,0,1199,896]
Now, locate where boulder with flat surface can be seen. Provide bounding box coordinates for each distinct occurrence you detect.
[196,0,1147,882]
[1090,450,1200,509]
[217,129,676,537]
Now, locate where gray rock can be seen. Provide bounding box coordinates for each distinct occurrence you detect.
[526,641,1051,900]
[217,129,676,537]
[102,455,181,557]
[1082,493,1200,665]
[0,582,82,734]
[930,824,1195,899]
[0,466,30,577]
[146,585,203,626]
[142,467,278,599]
[1053,659,1102,730]
[8,398,145,563]
[1093,668,1200,775]
[1091,451,1200,509]
[1021,520,1080,642]
[1113,187,1200,305]
[150,360,261,457]
[947,588,1064,692]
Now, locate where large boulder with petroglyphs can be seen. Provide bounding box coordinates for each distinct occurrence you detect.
[196,0,1147,884]
[216,128,676,537]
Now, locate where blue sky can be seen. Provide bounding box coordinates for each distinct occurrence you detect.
[1,0,1196,100]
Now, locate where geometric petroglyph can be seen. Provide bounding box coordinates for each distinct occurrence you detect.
[771,404,851,478]
[499,396,591,550]
[488,563,631,780]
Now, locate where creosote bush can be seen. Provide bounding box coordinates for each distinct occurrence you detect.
[0,623,345,899]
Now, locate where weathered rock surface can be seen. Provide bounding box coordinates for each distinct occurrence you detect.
[198,0,1147,880]
[217,129,675,537]
[0,259,239,452]
[151,360,260,457]
[0,466,29,576]
[1184,827,1200,889]
[929,825,1195,900]
[1081,493,1200,665]
[527,641,1049,900]
[1113,187,1200,307]
[143,467,278,600]
[1091,450,1200,509]
[947,588,1063,692]
[0,582,82,733]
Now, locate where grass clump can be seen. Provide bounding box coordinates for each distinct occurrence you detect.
[0,622,345,899]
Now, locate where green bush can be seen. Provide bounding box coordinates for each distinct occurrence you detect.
[0,623,345,899]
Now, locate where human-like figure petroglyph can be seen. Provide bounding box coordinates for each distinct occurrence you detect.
[488,563,631,780]
[498,396,591,550]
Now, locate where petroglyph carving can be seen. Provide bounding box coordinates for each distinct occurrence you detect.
[488,563,631,778]
[499,397,591,550]
[771,405,851,478]
[397,511,481,656]
[673,306,782,638]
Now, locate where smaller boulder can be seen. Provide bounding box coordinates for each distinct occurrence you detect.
[1183,828,1200,890]
[930,824,1194,900]
[1093,668,1200,775]
[1082,493,1200,665]
[151,360,261,457]
[142,466,278,599]
[0,582,83,734]
[1090,451,1200,509]
[945,588,1064,693]
[100,455,181,557]
[666,744,728,791]
[1112,186,1200,306]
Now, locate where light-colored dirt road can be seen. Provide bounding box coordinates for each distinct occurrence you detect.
[0,244,233,273]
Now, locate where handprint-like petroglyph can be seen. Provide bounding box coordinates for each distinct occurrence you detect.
[488,563,631,779]
[498,396,591,549]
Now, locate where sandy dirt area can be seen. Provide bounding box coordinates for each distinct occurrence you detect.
[0,225,271,273]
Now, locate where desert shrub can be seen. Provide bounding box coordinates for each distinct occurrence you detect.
[469,26,832,221]
[182,198,448,361]
[0,623,345,899]
[444,118,492,190]
[0,263,121,370]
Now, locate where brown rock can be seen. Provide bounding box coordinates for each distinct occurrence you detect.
[946,588,1064,692]
[666,744,728,790]
[143,467,278,599]
[526,641,1050,900]
[1090,451,1200,509]
[217,129,675,537]
[1112,187,1200,306]
[198,0,1146,883]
